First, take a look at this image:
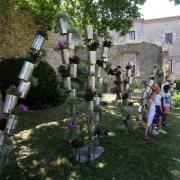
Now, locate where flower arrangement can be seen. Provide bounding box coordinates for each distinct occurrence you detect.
[65,120,81,148]
[69,55,80,64]
[57,65,69,77]
[96,60,105,68]
[87,40,100,51]
[103,39,112,48]
[6,85,19,96]
[12,104,30,115]
[84,89,96,102]
[53,40,67,51]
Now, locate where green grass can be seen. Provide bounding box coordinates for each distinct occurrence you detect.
[1,105,180,180]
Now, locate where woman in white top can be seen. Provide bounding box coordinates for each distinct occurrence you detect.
[144,92,156,140]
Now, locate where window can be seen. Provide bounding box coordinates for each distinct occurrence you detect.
[129,31,135,40]
[165,33,173,44]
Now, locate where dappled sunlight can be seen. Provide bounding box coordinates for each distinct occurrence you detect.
[62,117,72,122]
[32,160,39,167]
[16,145,37,160]
[69,170,80,179]
[14,129,33,142]
[35,121,59,129]
[97,162,106,168]
[108,131,116,137]
[105,109,119,116]
[171,169,180,176]
[52,156,70,166]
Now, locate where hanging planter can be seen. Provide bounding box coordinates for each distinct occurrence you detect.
[88,65,95,76]
[70,64,77,78]
[70,89,76,98]
[88,76,95,91]
[58,18,68,35]
[0,131,5,146]
[17,81,31,99]
[129,77,133,85]
[61,49,70,64]
[97,67,102,78]
[85,25,93,40]
[64,77,71,90]
[3,95,18,113]
[94,97,100,106]
[67,33,73,49]
[102,47,109,58]
[5,114,18,134]
[87,101,94,113]
[88,51,96,65]
[31,35,45,51]
[18,61,35,81]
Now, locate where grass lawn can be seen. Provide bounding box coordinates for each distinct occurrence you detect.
[1,104,180,180]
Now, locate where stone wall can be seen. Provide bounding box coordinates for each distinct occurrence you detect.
[75,42,163,90]
[0,0,37,59]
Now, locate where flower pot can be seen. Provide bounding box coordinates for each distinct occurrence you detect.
[129,77,133,85]
[97,67,102,78]
[6,114,18,134]
[88,76,95,91]
[98,78,103,86]
[3,95,18,113]
[61,49,70,64]
[0,131,5,146]
[102,47,109,58]
[95,113,100,122]
[17,80,31,99]
[58,18,68,35]
[70,89,76,98]
[88,51,96,65]
[70,64,77,78]
[85,25,93,40]
[31,35,45,51]
[94,97,100,106]
[18,61,35,81]
[87,101,94,113]
[103,58,108,63]
[64,77,71,90]
[88,65,95,76]
[67,33,73,49]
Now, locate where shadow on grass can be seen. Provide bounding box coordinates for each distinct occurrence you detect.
[0,106,180,180]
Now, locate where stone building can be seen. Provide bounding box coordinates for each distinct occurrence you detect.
[110,16,180,79]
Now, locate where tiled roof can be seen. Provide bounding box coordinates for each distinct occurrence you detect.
[135,15,180,24]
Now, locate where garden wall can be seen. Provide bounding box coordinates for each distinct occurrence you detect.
[0,0,37,59]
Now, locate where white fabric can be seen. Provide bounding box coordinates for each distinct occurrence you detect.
[161,92,171,107]
[154,94,161,106]
[147,100,156,127]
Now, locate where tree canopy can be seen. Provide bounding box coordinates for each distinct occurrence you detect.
[12,0,145,35]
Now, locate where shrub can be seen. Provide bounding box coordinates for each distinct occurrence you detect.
[0,58,61,109]
[176,80,180,91]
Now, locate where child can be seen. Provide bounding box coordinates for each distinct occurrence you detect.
[153,84,167,135]
[161,85,171,125]
[144,92,156,140]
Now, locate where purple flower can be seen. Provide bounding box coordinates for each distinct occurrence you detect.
[18,104,30,112]
[66,120,77,130]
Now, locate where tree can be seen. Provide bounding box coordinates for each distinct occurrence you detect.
[12,0,145,35]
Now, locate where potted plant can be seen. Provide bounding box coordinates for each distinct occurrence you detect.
[102,39,112,58]
[6,104,30,134]
[54,40,69,64]
[17,80,31,99]
[69,55,80,64]
[18,61,35,81]
[3,85,19,113]
[57,65,69,78]
[88,65,95,76]
[88,76,96,91]
[85,25,93,40]
[88,40,100,64]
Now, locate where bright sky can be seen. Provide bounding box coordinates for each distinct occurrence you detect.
[140,0,180,19]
